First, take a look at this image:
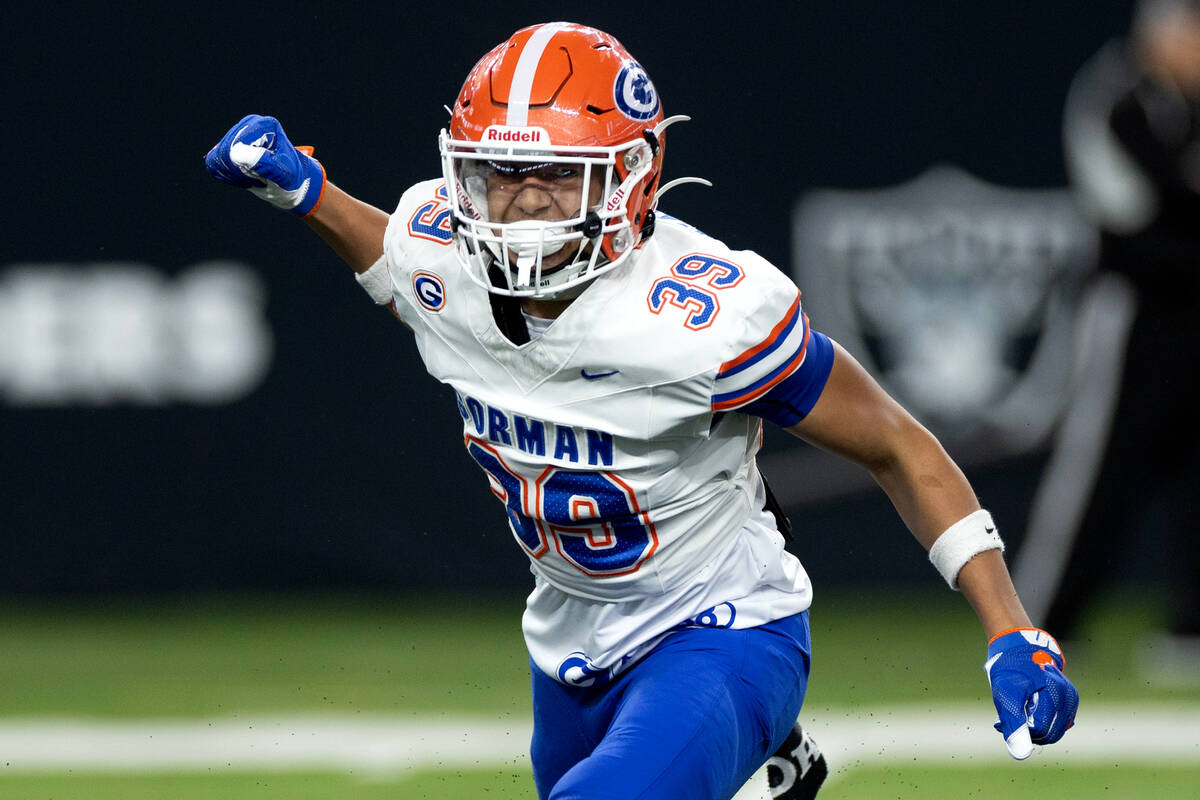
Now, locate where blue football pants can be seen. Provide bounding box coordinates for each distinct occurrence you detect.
[530,611,811,800]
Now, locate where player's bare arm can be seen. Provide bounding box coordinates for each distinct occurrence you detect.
[786,341,1031,636]
[302,182,388,275]
[787,340,1074,758]
[787,342,975,546]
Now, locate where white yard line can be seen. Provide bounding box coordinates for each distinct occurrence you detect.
[0,704,1196,774]
[0,716,530,773]
[812,703,1200,769]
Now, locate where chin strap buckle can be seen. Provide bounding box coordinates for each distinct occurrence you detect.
[577,211,603,239]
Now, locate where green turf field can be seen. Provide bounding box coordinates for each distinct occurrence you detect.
[5,763,1198,800]
[1,587,1196,798]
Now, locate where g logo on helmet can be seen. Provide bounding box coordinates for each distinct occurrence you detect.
[614,61,660,121]
[412,271,446,312]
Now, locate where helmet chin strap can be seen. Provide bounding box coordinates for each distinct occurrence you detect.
[504,222,568,287]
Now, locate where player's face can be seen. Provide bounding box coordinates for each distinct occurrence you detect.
[484,161,604,268]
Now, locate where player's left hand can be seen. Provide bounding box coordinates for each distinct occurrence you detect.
[204,114,325,217]
[985,627,1079,760]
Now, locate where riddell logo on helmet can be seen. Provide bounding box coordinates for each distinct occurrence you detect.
[482,126,549,144]
[605,187,627,212]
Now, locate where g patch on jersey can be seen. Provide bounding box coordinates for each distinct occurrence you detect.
[412,271,446,312]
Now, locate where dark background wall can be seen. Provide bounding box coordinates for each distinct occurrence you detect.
[1,1,1137,595]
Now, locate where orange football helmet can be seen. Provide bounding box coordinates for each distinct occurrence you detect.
[439,22,687,296]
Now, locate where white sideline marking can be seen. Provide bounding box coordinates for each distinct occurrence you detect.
[0,716,530,773]
[0,704,1197,774]
[813,703,1200,769]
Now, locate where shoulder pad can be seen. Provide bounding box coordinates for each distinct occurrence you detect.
[383,178,455,277]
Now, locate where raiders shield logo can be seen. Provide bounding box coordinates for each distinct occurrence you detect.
[790,165,1095,461]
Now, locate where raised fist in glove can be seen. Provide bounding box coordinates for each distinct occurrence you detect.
[985,627,1079,760]
[205,114,325,217]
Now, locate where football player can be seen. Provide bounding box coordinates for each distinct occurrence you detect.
[205,22,1078,799]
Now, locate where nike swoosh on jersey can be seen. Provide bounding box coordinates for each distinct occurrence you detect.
[580,368,620,380]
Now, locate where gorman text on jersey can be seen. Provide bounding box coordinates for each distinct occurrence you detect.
[455,391,615,467]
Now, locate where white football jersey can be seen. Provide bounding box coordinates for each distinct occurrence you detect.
[383,179,820,686]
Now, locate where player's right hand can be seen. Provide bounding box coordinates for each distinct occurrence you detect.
[205,114,326,217]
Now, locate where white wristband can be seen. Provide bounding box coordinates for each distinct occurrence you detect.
[928,509,1004,590]
[355,255,393,304]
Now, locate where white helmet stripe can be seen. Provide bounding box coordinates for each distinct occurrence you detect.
[506,22,569,127]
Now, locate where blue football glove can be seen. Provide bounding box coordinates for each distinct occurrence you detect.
[985,627,1079,760]
[205,114,325,217]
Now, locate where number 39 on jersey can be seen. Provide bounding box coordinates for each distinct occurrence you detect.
[466,436,660,578]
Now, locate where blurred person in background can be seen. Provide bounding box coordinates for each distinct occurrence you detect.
[205,22,1078,798]
[1018,0,1200,680]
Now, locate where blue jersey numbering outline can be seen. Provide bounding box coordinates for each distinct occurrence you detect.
[646,253,744,329]
[465,435,660,577]
[407,184,453,244]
